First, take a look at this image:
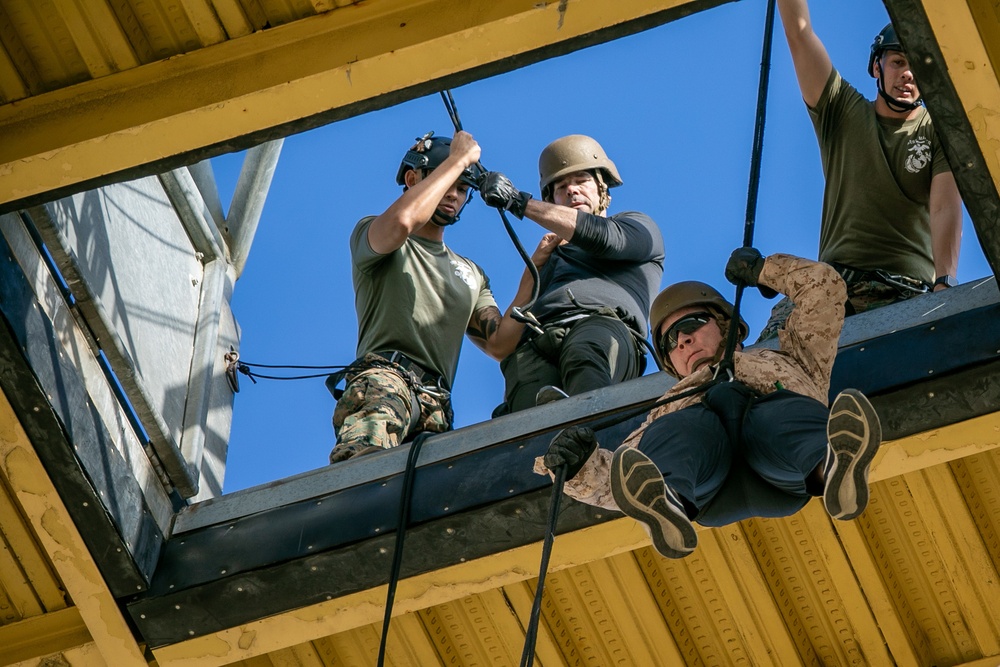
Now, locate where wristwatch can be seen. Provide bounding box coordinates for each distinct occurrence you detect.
[933,275,957,288]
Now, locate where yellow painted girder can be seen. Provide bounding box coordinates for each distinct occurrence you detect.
[0,473,67,617]
[8,642,108,667]
[0,389,148,667]
[923,0,1000,192]
[0,0,714,209]
[49,0,140,77]
[0,606,93,666]
[152,516,649,666]
[869,410,1000,483]
[152,411,1000,665]
[912,465,1000,656]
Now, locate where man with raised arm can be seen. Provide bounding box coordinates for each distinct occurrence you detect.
[328,131,556,463]
[758,0,963,339]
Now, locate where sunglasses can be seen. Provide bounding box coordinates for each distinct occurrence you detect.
[659,312,714,356]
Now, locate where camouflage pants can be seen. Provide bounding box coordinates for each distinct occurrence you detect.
[330,366,452,463]
[756,278,925,343]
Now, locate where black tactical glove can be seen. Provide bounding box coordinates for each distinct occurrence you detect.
[725,247,778,298]
[543,426,598,480]
[478,171,532,219]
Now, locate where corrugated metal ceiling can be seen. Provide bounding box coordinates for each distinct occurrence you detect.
[0,0,363,104]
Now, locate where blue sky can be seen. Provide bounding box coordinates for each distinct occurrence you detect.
[212,0,992,493]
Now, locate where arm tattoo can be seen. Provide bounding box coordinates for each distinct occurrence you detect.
[467,306,502,342]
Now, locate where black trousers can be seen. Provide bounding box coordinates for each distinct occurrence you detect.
[637,388,829,527]
[497,315,641,414]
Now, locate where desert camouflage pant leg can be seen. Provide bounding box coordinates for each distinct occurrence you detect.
[330,367,451,463]
[755,279,923,343]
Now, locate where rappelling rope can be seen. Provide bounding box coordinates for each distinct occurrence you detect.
[720,0,778,377]
[441,90,545,333]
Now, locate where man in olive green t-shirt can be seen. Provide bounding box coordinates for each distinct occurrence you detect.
[761,0,963,340]
[328,131,558,463]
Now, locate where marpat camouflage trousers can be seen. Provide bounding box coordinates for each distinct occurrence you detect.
[330,366,452,463]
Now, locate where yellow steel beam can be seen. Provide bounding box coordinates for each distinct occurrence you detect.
[151,410,999,664]
[834,510,924,665]
[0,0,719,209]
[0,475,67,615]
[0,389,148,667]
[207,0,254,39]
[0,606,93,665]
[922,0,1000,191]
[152,516,649,666]
[869,410,1000,483]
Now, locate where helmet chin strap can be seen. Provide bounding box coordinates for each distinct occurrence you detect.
[430,196,472,227]
[876,60,922,113]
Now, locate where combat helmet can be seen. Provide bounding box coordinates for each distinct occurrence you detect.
[395,133,479,189]
[395,132,479,226]
[649,281,748,377]
[868,23,904,78]
[538,135,623,202]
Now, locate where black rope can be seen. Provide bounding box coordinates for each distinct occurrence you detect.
[440,90,544,333]
[239,361,350,370]
[518,464,566,667]
[234,361,351,384]
[720,0,777,374]
[377,431,431,665]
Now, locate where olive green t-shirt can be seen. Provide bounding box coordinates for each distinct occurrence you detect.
[809,69,951,284]
[350,216,497,388]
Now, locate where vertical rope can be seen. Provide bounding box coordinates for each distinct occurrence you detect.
[721,0,778,369]
[377,431,430,665]
[518,465,567,667]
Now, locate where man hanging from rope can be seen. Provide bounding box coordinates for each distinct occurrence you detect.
[477,135,664,413]
[536,248,882,559]
[758,0,963,340]
[328,131,556,463]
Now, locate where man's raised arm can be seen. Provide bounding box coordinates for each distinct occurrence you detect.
[777,0,834,108]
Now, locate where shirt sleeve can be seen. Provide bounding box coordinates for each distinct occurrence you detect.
[473,263,498,312]
[571,211,664,263]
[350,216,389,274]
[808,69,864,146]
[758,254,846,387]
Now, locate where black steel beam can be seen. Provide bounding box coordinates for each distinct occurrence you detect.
[0,230,164,596]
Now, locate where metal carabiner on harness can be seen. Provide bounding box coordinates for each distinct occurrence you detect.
[713,361,736,383]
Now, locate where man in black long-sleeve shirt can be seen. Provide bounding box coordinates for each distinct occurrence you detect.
[479,135,664,413]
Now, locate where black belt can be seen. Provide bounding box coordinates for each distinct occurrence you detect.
[829,262,930,293]
[371,350,444,387]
